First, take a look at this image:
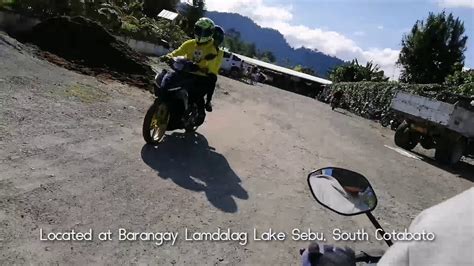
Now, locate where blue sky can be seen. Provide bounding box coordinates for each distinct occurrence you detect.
[203,0,474,79]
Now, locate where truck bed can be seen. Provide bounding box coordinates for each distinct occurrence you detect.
[391,91,474,137]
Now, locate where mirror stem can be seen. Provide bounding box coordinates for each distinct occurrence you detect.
[366,212,393,246]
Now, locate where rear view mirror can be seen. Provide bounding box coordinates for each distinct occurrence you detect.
[308,167,377,216]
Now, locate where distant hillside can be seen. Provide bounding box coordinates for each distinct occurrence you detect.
[207,11,345,77]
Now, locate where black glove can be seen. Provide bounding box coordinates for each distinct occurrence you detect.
[205,102,213,112]
[186,62,200,72]
[160,56,173,65]
[159,56,168,62]
[301,243,355,266]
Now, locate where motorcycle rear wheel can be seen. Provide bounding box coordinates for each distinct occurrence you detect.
[143,101,170,145]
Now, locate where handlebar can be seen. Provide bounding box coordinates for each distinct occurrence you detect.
[355,251,382,263]
[299,249,382,264]
[161,57,200,73]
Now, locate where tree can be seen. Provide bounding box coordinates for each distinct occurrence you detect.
[227,28,241,39]
[329,59,389,82]
[180,0,205,36]
[260,51,276,63]
[398,11,468,84]
[247,43,257,58]
[223,34,241,53]
[294,65,315,75]
[221,29,277,62]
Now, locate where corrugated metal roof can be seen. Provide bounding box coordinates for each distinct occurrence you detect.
[158,10,179,21]
[234,53,332,85]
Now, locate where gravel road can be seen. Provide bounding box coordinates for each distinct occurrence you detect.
[1,32,472,265]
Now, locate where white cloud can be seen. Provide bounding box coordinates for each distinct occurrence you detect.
[438,0,474,8]
[353,31,366,36]
[202,0,401,79]
[203,0,293,22]
[377,25,384,30]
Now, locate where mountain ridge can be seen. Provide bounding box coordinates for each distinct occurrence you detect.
[206,11,345,77]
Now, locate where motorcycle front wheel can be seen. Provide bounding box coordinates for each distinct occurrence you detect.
[142,100,170,145]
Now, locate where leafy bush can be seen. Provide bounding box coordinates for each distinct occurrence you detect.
[324,82,473,116]
[444,66,472,85]
[328,59,389,82]
[2,0,189,48]
[94,2,189,48]
[456,82,474,96]
[444,69,474,97]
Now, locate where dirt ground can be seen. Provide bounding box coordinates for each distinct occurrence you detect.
[1,31,473,265]
[15,16,155,90]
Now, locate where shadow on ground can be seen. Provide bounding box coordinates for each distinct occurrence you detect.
[141,132,248,213]
[412,151,474,182]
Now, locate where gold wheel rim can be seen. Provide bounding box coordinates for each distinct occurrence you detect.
[150,104,169,142]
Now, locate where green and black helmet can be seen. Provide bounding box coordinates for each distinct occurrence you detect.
[194,17,215,44]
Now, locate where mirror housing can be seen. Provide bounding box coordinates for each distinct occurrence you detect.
[307,167,377,216]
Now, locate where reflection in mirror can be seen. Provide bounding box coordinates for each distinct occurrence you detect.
[308,168,377,215]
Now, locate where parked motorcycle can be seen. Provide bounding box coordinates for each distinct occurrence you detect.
[301,167,393,264]
[380,111,402,131]
[389,117,402,131]
[142,57,202,145]
[380,111,392,128]
[359,102,383,120]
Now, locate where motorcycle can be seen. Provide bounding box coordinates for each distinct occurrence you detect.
[380,111,392,128]
[301,167,393,264]
[380,111,402,131]
[389,117,402,131]
[142,57,202,145]
[359,102,383,120]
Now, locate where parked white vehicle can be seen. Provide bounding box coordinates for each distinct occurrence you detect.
[220,51,243,78]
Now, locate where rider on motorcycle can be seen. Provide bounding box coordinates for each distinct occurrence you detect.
[202,25,225,115]
[158,17,223,126]
[331,89,344,109]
